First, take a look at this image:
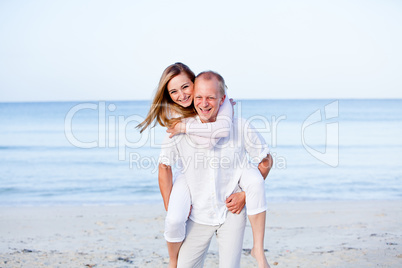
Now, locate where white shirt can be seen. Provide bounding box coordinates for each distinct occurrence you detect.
[170,96,232,147]
[159,117,269,226]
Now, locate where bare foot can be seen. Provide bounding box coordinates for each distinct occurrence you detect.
[251,247,270,268]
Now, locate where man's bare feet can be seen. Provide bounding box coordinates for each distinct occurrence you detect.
[251,247,270,268]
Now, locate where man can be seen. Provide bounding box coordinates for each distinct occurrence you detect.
[159,71,272,267]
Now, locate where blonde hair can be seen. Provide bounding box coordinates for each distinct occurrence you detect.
[137,62,197,133]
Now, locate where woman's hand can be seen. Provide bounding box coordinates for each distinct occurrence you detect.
[225,191,246,214]
[166,122,186,138]
[229,98,236,117]
[229,98,236,106]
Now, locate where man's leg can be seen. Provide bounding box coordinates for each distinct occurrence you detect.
[177,219,216,268]
[216,208,247,268]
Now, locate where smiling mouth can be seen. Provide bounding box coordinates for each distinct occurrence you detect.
[180,96,190,103]
[199,107,212,114]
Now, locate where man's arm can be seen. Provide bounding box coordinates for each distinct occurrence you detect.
[159,163,173,211]
[258,153,273,179]
[226,154,273,214]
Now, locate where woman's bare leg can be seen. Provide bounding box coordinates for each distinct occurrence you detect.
[167,241,183,268]
[249,211,270,268]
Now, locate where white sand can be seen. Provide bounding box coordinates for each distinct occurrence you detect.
[1,200,401,267]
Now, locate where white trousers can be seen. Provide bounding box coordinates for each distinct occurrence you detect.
[238,165,267,215]
[177,208,247,268]
[164,174,191,242]
[164,166,266,243]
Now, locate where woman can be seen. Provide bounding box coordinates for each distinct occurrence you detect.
[137,63,270,268]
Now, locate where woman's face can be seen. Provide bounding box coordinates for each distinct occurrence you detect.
[167,73,194,108]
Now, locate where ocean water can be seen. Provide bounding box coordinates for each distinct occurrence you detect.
[0,99,401,206]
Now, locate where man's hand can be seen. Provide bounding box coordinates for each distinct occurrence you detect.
[225,191,246,214]
[166,122,186,138]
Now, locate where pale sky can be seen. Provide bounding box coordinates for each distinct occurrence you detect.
[0,0,401,102]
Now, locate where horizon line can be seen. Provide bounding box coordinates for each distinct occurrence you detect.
[1,97,402,104]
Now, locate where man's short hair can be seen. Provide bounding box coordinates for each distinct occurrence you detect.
[195,71,226,97]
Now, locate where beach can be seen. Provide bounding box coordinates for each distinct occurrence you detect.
[1,99,402,267]
[1,200,401,267]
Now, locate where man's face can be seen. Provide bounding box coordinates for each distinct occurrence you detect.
[193,77,225,123]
